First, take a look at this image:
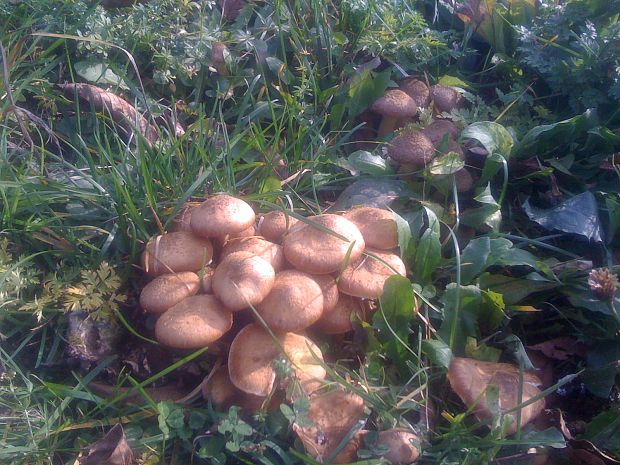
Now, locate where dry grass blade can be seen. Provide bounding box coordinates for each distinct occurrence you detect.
[58,83,158,145]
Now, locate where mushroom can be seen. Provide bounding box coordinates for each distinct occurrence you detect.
[422,119,459,146]
[387,130,435,169]
[211,42,229,76]
[221,236,285,272]
[139,272,200,314]
[141,231,214,277]
[154,295,233,349]
[228,324,326,397]
[190,194,255,238]
[310,274,339,313]
[257,210,299,243]
[370,89,418,137]
[399,78,431,109]
[343,207,399,250]
[314,293,364,334]
[169,202,199,233]
[447,357,545,434]
[256,270,324,332]
[431,85,462,114]
[372,429,421,465]
[199,266,215,294]
[212,251,275,311]
[293,389,366,463]
[338,249,407,299]
[283,214,365,275]
[202,366,266,412]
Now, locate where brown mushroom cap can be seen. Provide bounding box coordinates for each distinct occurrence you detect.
[190,194,256,238]
[387,130,435,167]
[315,293,364,334]
[455,168,475,192]
[399,78,431,108]
[283,214,365,274]
[202,366,266,412]
[169,202,199,233]
[422,119,460,145]
[447,357,545,434]
[256,270,324,332]
[258,210,299,243]
[310,274,339,313]
[140,272,200,314]
[228,324,326,397]
[141,231,214,277]
[221,236,285,272]
[200,266,215,294]
[374,429,421,465]
[338,249,407,299]
[371,89,418,118]
[293,390,366,463]
[154,295,233,349]
[431,85,462,114]
[343,207,399,250]
[212,251,275,311]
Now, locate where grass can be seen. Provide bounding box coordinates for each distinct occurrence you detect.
[1,0,620,464]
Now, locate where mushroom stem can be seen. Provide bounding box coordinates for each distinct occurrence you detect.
[377,116,398,137]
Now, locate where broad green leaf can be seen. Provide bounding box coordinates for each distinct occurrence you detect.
[346,150,394,175]
[438,75,471,89]
[438,284,482,354]
[604,194,620,243]
[523,191,603,242]
[461,185,502,230]
[480,290,506,332]
[414,229,441,284]
[461,121,514,158]
[333,177,410,210]
[430,151,464,175]
[521,428,567,449]
[583,408,620,454]
[585,340,620,398]
[478,272,557,305]
[74,61,129,89]
[465,337,501,362]
[421,339,453,369]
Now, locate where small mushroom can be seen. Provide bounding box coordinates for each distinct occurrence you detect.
[399,78,431,109]
[371,89,418,137]
[202,366,266,412]
[447,357,545,434]
[257,210,299,243]
[293,389,366,463]
[343,207,399,250]
[221,236,285,272]
[256,270,324,332]
[211,42,229,76]
[154,295,233,349]
[387,130,435,168]
[283,214,365,275]
[169,202,199,233]
[315,293,364,334]
[212,251,275,311]
[141,231,213,277]
[338,249,407,299]
[228,324,326,397]
[431,85,462,114]
[372,429,421,465]
[422,119,459,146]
[139,272,200,314]
[190,194,255,238]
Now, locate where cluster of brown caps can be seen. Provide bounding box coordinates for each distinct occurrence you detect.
[139,194,420,463]
[360,79,475,193]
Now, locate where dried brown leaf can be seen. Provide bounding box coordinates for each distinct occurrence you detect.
[528,337,587,361]
[80,424,134,465]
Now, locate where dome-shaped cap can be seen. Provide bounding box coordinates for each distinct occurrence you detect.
[315,293,364,334]
[338,249,407,299]
[431,85,462,113]
[190,194,255,238]
[387,130,435,167]
[374,429,421,465]
[399,78,431,108]
[371,89,418,118]
[228,324,326,397]
[169,202,200,233]
[343,207,399,250]
[140,272,200,314]
[256,270,324,332]
[447,357,545,434]
[141,231,213,277]
[155,294,233,349]
[310,274,339,313]
[283,214,365,274]
[422,119,459,145]
[257,210,299,243]
[212,251,275,311]
[221,236,285,272]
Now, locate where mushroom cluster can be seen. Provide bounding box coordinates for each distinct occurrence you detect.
[138,194,418,463]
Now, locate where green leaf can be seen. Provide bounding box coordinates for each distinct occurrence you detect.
[346,151,394,176]
[583,407,620,454]
[480,290,506,332]
[585,340,620,398]
[478,272,557,305]
[461,121,514,158]
[501,334,535,370]
[421,339,453,369]
[438,284,483,354]
[461,185,502,231]
[465,337,501,362]
[430,151,464,175]
[523,191,603,242]
[521,427,567,449]
[438,75,471,89]
[74,61,129,89]
[414,229,441,284]
[333,177,410,210]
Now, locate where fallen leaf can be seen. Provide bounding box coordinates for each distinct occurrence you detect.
[80,424,133,465]
[528,337,587,361]
[58,83,158,145]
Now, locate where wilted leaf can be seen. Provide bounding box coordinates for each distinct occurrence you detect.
[80,424,134,465]
[58,83,158,145]
[332,177,409,210]
[523,191,603,242]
